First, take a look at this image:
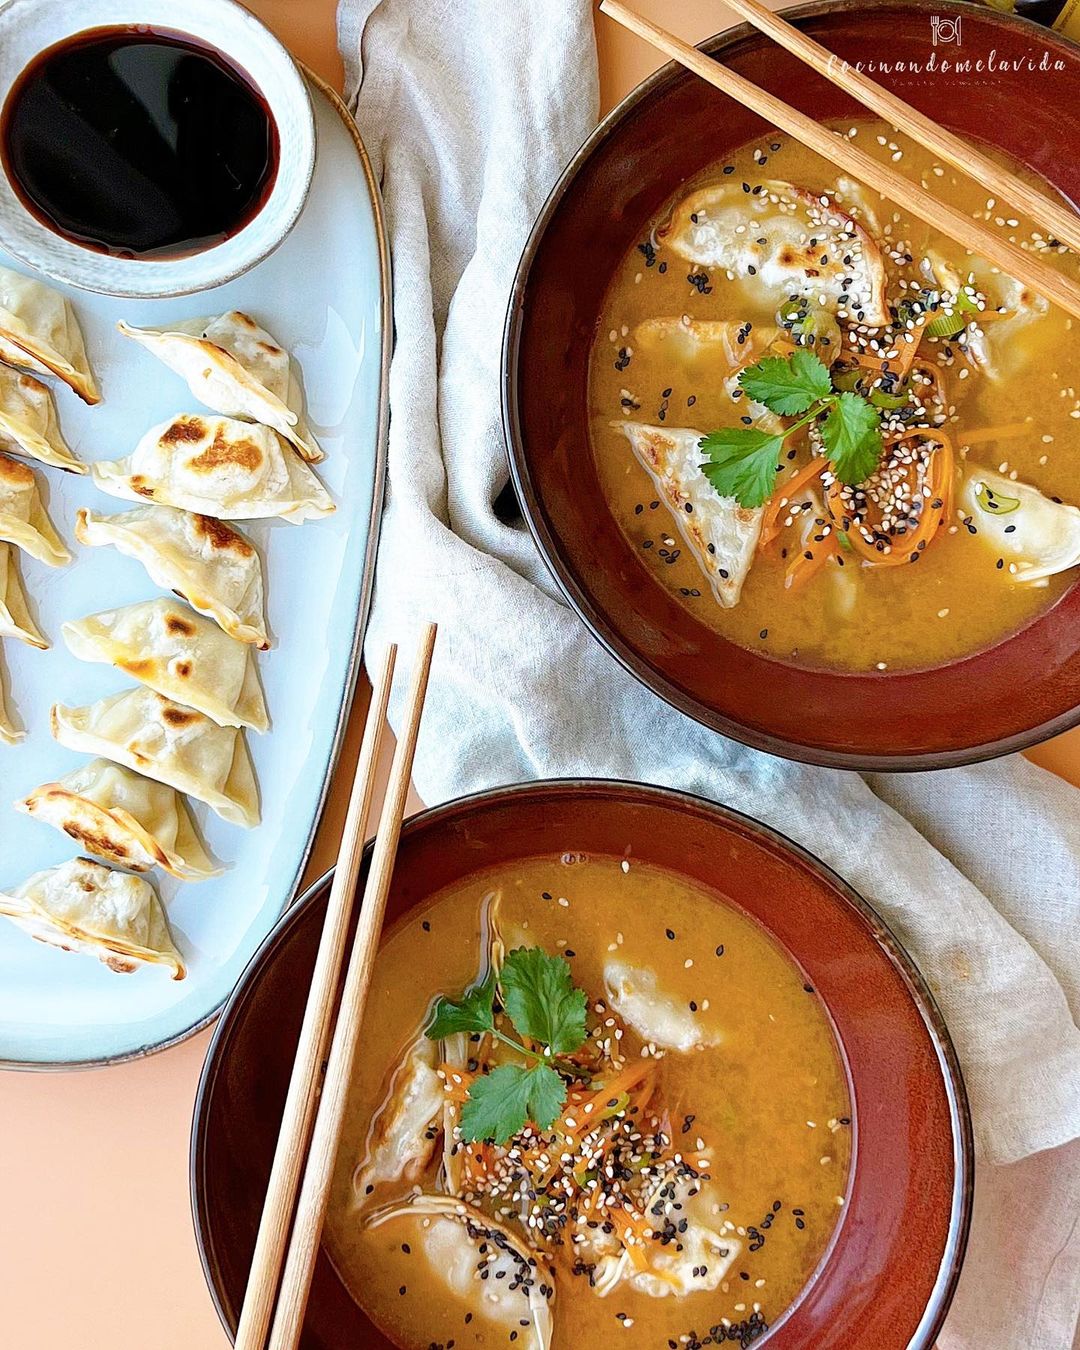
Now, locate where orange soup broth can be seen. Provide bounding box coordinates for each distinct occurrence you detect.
[588,121,1080,671]
[325,854,852,1348]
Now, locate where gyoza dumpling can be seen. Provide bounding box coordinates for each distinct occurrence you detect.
[594,1177,740,1299]
[660,179,889,326]
[0,543,46,647]
[118,312,322,461]
[17,759,220,881]
[926,253,1048,383]
[0,265,99,404]
[51,687,259,828]
[75,505,269,649]
[354,1033,444,1204]
[364,1195,554,1350]
[0,857,184,978]
[90,414,334,523]
[62,598,268,732]
[614,422,763,607]
[0,454,70,566]
[634,317,793,429]
[960,464,1080,582]
[0,366,85,473]
[635,317,784,368]
[0,650,22,743]
[604,960,722,1052]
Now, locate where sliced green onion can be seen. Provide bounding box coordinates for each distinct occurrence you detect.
[925,291,981,340]
[975,483,1021,515]
[832,366,866,394]
[599,1091,630,1121]
[868,386,910,410]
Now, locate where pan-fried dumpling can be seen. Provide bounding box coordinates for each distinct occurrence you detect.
[119,312,322,461]
[0,856,184,978]
[0,366,85,473]
[89,414,334,523]
[0,454,70,566]
[51,686,259,827]
[634,317,792,429]
[62,598,268,732]
[354,1033,444,1203]
[614,422,763,607]
[925,253,1048,383]
[0,265,99,404]
[960,465,1080,582]
[75,505,269,648]
[604,960,722,1052]
[0,650,22,743]
[660,179,889,327]
[635,317,783,369]
[364,1195,554,1350]
[17,759,220,881]
[594,1178,740,1299]
[0,543,46,647]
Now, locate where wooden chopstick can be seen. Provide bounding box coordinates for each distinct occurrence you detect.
[599,0,1080,321]
[719,0,1080,256]
[265,621,437,1350]
[233,643,399,1350]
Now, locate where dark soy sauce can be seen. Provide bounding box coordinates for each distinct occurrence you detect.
[0,27,279,260]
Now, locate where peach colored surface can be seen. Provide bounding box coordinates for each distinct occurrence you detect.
[2,5,1077,1349]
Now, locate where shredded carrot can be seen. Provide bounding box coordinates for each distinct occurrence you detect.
[438,1063,474,1103]
[758,456,829,554]
[827,429,954,568]
[784,530,840,590]
[850,319,928,383]
[610,1208,652,1271]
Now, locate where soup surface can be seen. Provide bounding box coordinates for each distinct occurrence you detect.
[326,854,852,1348]
[588,121,1080,671]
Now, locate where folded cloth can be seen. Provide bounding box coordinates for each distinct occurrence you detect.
[338,0,1080,1342]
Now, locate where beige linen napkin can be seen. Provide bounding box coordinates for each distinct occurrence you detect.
[338,0,1080,1342]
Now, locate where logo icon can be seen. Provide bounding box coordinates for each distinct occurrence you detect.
[931,14,962,46]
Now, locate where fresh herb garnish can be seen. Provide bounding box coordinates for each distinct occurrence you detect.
[699,349,885,508]
[819,391,882,486]
[737,348,833,415]
[426,947,589,1145]
[460,1061,566,1142]
[426,968,496,1039]
[700,428,786,509]
[499,945,587,1055]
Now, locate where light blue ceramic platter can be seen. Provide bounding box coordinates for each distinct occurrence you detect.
[0,77,389,1066]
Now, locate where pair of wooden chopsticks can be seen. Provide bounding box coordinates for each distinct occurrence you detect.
[600,0,1080,321]
[234,623,436,1350]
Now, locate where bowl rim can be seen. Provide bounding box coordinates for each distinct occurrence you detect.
[502,0,1080,772]
[0,0,316,298]
[190,776,974,1347]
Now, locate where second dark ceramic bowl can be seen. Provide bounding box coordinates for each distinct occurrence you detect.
[504,0,1080,770]
[191,780,972,1349]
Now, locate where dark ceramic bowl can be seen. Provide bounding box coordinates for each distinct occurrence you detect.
[503,0,1080,770]
[191,781,972,1349]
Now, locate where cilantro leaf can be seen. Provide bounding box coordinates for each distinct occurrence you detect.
[500,948,587,1057]
[700,429,784,509]
[820,391,883,485]
[459,1062,567,1143]
[425,968,496,1041]
[737,349,832,415]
